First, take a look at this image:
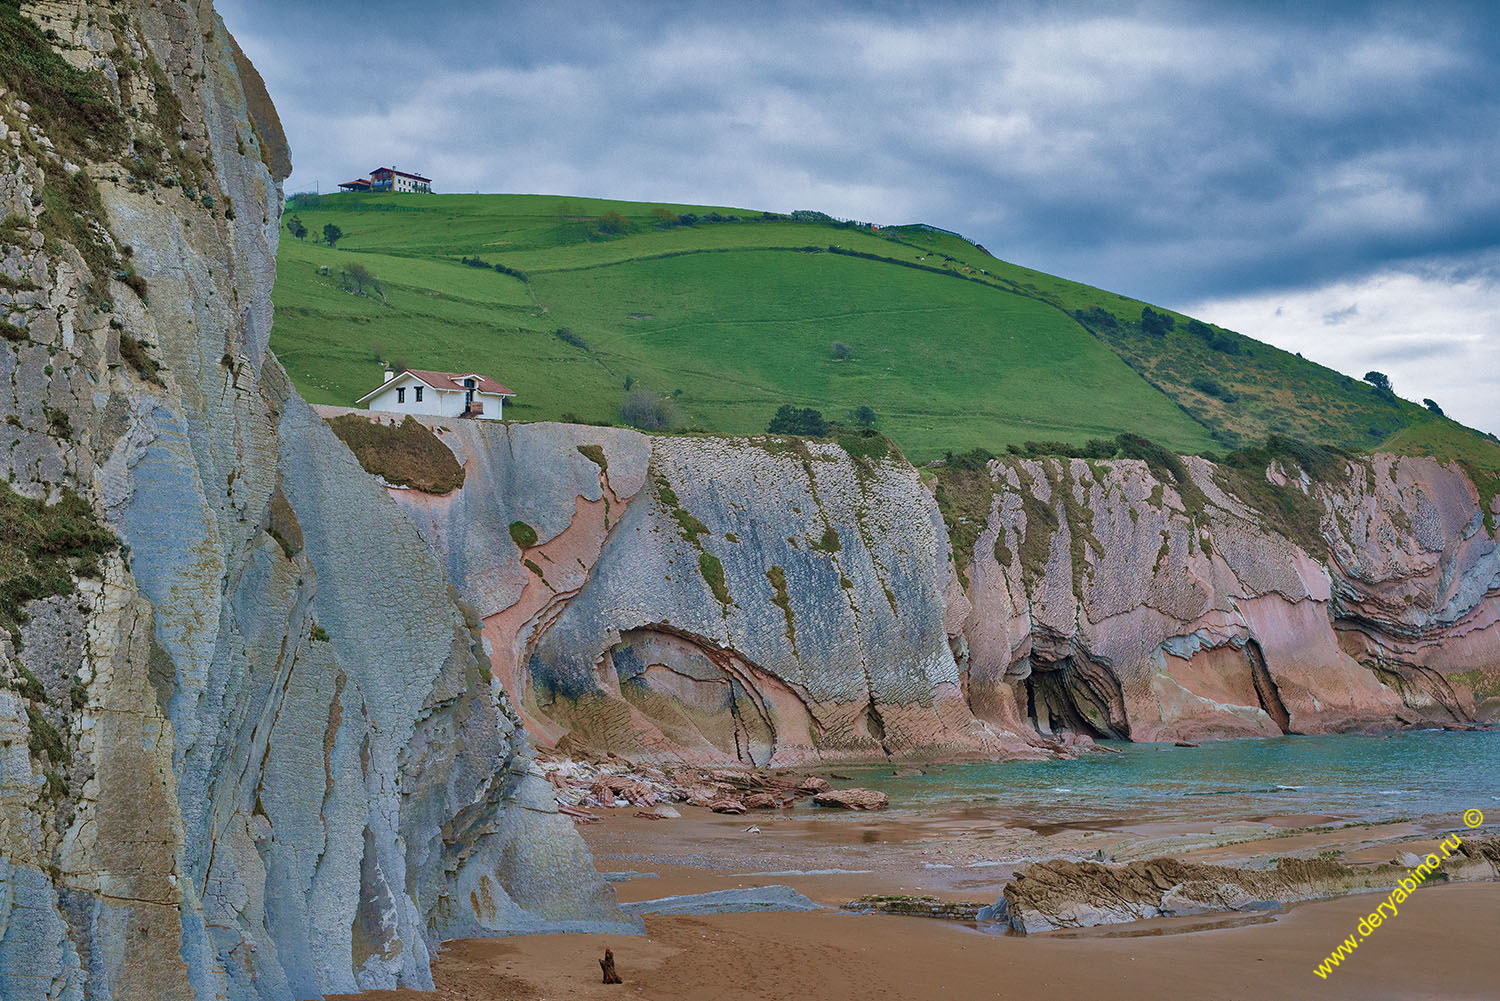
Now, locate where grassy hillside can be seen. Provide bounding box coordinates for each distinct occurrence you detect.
[271,192,1497,469]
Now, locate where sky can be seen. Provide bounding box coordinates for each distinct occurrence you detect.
[217,0,1500,435]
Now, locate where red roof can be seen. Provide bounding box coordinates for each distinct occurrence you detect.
[338,178,371,189]
[370,166,432,183]
[406,369,513,395]
[355,369,514,404]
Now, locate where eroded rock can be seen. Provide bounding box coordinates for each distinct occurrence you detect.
[812,788,890,811]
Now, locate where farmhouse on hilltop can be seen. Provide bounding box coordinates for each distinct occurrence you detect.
[357,368,513,421]
[338,167,433,193]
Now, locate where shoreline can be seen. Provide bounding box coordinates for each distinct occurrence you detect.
[332,784,1498,1000]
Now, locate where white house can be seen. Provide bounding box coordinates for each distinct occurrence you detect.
[356,368,514,421]
[368,167,432,193]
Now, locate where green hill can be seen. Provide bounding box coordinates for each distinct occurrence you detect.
[270,193,1499,470]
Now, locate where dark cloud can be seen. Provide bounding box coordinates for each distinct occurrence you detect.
[216,0,1500,429]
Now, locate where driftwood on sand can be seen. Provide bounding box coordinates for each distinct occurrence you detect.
[600,947,622,984]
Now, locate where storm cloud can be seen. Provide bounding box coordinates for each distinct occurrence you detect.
[218,0,1500,433]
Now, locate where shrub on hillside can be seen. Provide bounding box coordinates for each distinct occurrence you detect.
[1140,307,1175,337]
[555,327,587,349]
[596,210,629,236]
[327,414,465,494]
[943,447,994,471]
[1209,331,1242,355]
[831,341,854,360]
[767,405,828,437]
[1424,398,1444,415]
[1072,306,1120,332]
[852,405,877,427]
[620,388,675,430]
[1364,371,1394,395]
[1191,375,1238,403]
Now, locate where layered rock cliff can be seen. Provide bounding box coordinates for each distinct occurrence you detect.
[373,420,1499,764]
[0,4,629,1000]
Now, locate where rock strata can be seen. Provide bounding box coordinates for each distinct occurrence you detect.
[364,410,1499,762]
[996,837,1500,934]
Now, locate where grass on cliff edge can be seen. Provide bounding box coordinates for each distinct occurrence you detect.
[326,414,466,495]
[271,192,1497,467]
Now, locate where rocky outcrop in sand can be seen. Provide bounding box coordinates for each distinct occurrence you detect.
[0,5,628,999]
[991,836,1500,933]
[367,418,1499,763]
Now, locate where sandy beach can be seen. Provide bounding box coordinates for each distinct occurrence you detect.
[334,800,1500,1001]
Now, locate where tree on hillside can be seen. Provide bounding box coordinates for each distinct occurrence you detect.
[620,388,675,430]
[1423,398,1444,415]
[322,223,343,248]
[286,215,307,240]
[344,262,381,300]
[1364,371,1393,394]
[852,405,877,427]
[768,405,827,437]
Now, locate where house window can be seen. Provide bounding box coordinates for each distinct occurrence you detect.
[415,386,423,403]
[396,387,406,404]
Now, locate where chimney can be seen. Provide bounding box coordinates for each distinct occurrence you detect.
[383,368,394,383]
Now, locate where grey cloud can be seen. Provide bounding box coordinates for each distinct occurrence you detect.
[1365,336,1474,364]
[1323,304,1359,325]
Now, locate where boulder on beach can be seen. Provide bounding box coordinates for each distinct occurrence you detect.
[812,788,890,811]
[710,797,748,814]
[745,791,790,810]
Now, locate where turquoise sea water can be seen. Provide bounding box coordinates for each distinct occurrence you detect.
[832,731,1500,827]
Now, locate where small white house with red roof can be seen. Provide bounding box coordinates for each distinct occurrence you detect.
[356,368,513,421]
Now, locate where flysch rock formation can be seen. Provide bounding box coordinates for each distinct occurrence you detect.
[0,4,632,1000]
[382,423,1027,766]
[366,417,1499,764]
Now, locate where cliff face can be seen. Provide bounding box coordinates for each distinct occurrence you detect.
[390,424,1029,766]
[380,421,1499,764]
[0,4,628,1000]
[952,452,1499,743]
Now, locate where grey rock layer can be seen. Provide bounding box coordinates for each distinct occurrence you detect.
[0,4,630,1000]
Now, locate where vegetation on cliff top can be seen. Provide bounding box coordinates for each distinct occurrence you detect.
[271,192,1497,473]
[327,414,466,494]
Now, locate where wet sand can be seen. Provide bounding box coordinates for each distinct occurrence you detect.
[334,801,1497,1001]
[337,883,1500,1001]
